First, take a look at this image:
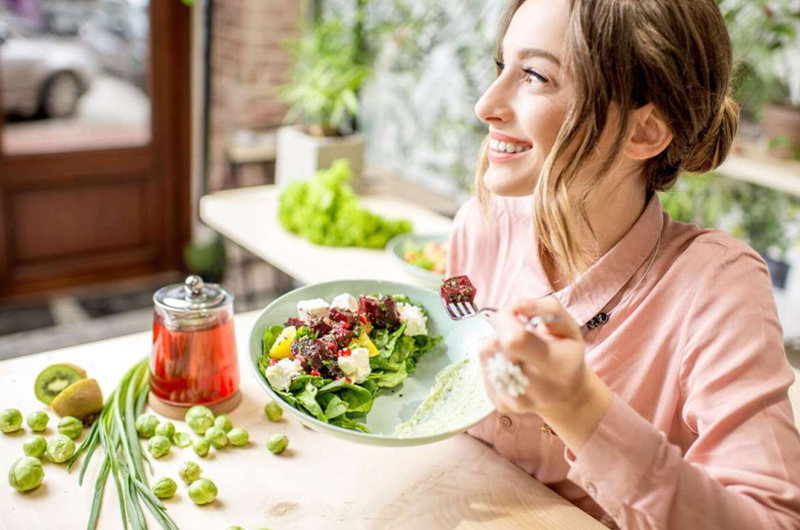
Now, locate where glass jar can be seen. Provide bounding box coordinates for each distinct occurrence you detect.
[149,275,239,406]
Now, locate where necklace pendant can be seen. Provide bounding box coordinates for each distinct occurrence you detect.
[586,312,609,330]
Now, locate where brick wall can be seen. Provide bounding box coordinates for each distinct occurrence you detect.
[207,0,306,191]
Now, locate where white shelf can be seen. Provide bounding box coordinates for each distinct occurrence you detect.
[716,142,800,196]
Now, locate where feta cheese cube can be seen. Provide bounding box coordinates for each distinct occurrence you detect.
[337,347,371,384]
[397,302,428,337]
[330,293,358,313]
[266,358,303,392]
[297,298,330,322]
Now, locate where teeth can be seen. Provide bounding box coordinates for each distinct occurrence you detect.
[489,138,531,154]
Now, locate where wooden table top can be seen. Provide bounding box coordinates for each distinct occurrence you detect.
[0,311,604,530]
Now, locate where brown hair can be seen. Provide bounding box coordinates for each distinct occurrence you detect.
[477,0,739,281]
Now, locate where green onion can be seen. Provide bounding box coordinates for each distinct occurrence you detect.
[67,359,179,530]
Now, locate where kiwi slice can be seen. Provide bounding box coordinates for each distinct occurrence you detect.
[34,363,87,405]
[51,378,104,419]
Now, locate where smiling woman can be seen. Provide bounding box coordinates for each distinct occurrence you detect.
[448,0,800,529]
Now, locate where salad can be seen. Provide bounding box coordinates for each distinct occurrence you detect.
[401,240,448,274]
[257,293,442,433]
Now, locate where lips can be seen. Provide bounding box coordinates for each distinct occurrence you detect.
[488,131,532,162]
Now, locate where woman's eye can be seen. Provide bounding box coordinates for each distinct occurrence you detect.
[523,68,548,85]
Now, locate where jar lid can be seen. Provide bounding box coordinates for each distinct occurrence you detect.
[154,275,232,312]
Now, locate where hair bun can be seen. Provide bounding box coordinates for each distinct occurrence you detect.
[680,95,739,173]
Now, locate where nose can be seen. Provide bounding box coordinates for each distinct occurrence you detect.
[475,75,513,125]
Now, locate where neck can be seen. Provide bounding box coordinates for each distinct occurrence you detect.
[541,176,649,292]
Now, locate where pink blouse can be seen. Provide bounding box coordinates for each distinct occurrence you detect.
[447,193,800,529]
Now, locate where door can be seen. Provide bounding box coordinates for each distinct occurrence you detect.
[0,0,191,298]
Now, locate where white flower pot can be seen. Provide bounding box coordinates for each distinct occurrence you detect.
[275,126,366,189]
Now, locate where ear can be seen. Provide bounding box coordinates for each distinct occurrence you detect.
[624,103,673,161]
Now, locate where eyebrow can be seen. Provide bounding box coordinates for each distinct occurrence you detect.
[516,48,562,67]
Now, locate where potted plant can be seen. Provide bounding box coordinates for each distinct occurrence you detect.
[276,12,371,190]
[720,1,800,158]
[730,183,798,289]
[184,232,227,284]
[659,173,734,227]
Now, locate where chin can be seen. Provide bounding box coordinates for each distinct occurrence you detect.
[483,166,537,197]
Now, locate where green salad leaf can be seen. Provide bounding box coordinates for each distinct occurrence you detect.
[257,294,443,434]
[278,159,412,248]
[259,325,286,374]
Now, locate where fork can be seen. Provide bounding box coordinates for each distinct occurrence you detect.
[439,295,561,331]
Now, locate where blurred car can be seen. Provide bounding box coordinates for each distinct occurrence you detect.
[0,22,98,118]
[79,0,149,92]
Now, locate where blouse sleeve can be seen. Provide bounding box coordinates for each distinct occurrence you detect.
[565,242,800,529]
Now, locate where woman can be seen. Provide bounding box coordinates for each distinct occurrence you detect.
[446,0,800,528]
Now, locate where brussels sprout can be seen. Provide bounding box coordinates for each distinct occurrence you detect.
[185,405,214,435]
[23,436,47,459]
[192,438,211,458]
[0,408,23,434]
[47,434,76,463]
[147,435,171,458]
[151,477,178,500]
[178,461,202,485]
[227,427,249,447]
[155,421,175,440]
[204,426,227,449]
[26,411,49,432]
[173,432,191,448]
[267,433,288,455]
[58,416,83,439]
[264,401,283,422]
[188,478,218,505]
[8,456,44,492]
[214,414,233,433]
[135,414,160,438]
[226,526,245,530]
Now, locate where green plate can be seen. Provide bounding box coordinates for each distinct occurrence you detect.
[385,233,448,289]
[248,279,494,447]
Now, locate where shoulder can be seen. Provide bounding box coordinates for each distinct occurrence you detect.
[664,217,769,285]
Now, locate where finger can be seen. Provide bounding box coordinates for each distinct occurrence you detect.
[510,296,582,340]
[493,308,548,364]
[478,336,501,363]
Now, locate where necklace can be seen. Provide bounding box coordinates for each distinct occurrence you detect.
[584,232,662,331]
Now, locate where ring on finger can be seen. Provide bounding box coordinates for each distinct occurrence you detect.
[486,353,530,397]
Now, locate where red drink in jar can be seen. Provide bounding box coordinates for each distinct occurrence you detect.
[150,276,239,407]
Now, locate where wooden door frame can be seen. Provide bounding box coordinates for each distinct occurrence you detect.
[0,0,192,299]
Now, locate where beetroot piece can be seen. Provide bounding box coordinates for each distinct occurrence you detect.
[308,318,332,336]
[330,321,354,349]
[358,295,400,330]
[329,308,357,329]
[441,276,477,304]
[291,337,342,379]
[285,317,306,328]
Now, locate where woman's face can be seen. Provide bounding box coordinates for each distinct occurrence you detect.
[475,0,573,197]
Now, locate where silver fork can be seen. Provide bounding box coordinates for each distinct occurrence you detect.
[439,295,560,330]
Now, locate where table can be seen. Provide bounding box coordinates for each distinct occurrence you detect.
[199,185,454,288]
[0,311,604,530]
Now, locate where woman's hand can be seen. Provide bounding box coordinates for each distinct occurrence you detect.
[478,296,613,453]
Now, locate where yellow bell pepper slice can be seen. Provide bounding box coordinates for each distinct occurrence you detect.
[269,326,297,359]
[350,331,379,357]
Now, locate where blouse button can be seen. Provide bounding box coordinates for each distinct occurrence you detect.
[586,483,597,496]
[499,416,513,428]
